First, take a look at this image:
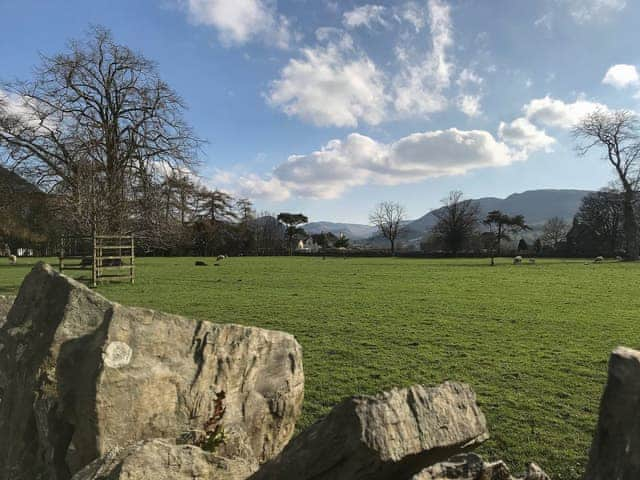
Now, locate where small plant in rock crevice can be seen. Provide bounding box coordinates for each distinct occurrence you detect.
[194,390,226,452]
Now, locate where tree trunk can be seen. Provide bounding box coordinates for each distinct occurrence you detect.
[623,188,639,260]
[390,239,395,256]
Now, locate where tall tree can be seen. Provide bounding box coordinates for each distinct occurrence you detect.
[255,212,286,255]
[369,201,406,255]
[235,197,255,254]
[0,26,200,234]
[431,191,479,255]
[199,189,237,224]
[277,212,308,255]
[483,210,529,265]
[542,216,569,250]
[574,110,640,260]
[567,189,623,256]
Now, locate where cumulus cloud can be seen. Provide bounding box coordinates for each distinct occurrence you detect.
[565,0,626,23]
[498,118,555,156]
[602,64,640,89]
[217,128,538,201]
[522,95,609,129]
[343,5,388,29]
[267,30,388,127]
[457,95,482,117]
[392,0,454,116]
[183,0,294,48]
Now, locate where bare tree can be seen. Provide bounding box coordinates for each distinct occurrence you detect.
[432,190,479,255]
[0,26,201,235]
[369,201,406,255]
[574,110,640,260]
[542,216,569,250]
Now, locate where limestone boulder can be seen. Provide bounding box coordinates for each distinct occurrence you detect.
[252,382,489,480]
[70,438,257,480]
[0,263,304,480]
[0,295,14,328]
[584,346,640,480]
[411,454,549,480]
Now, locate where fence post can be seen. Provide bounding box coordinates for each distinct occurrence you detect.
[130,235,135,284]
[92,233,97,288]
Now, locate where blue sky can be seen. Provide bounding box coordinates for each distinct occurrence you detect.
[2,0,640,223]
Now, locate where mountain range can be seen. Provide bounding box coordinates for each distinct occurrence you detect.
[304,189,592,241]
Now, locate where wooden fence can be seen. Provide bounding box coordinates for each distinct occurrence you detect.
[59,234,135,288]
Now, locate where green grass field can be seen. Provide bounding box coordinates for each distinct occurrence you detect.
[1,256,639,478]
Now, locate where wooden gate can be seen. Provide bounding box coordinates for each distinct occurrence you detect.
[59,234,135,288]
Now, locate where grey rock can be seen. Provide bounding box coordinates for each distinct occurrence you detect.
[584,346,640,480]
[410,453,485,479]
[0,263,304,479]
[0,295,14,328]
[252,382,489,480]
[411,454,549,480]
[70,438,257,480]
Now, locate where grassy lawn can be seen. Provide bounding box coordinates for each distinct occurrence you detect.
[2,256,639,478]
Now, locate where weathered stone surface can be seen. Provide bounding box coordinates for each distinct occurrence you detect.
[584,346,640,480]
[0,295,14,328]
[252,382,489,480]
[0,263,304,480]
[70,438,258,480]
[411,454,549,480]
[410,453,485,479]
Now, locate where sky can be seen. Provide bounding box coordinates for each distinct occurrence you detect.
[1,0,640,223]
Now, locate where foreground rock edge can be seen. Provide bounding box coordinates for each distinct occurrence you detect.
[0,263,304,479]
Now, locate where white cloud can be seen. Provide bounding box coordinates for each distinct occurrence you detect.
[236,174,291,202]
[0,89,56,132]
[523,95,609,129]
[267,30,388,127]
[457,95,482,117]
[343,5,387,29]
[456,69,484,117]
[184,0,294,48]
[565,0,626,23]
[498,118,555,156]
[392,0,453,116]
[220,128,532,200]
[397,1,428,32]
[457,68,483,87]
[602,64,640,89]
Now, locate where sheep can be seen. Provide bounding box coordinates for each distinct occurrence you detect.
[216,255,226,261]
[513,256,523,265]
[8,255,17,265]
[616,256,623,261]
[529,258,536,264]
[594,256,604,263]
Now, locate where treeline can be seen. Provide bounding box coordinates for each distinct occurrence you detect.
[417,187,633,259]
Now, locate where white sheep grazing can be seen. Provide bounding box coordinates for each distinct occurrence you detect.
[529,258,536,264]
[216,254,226,261]
[8,255,17,265]
[616,256,623,261]
[594,256,604,263]
[513,256,523,265]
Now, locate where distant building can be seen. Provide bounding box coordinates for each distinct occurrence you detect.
[296,237,321,253]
